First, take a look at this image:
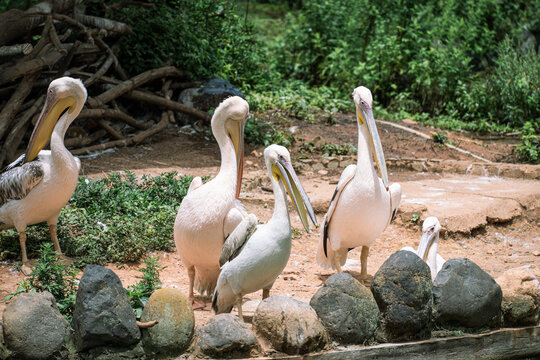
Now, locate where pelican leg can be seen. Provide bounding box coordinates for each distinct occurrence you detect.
[333,252,343,273]
[49,224,62,254]
[187,266,196,304]
[360,246,369,279]
[262,288,270,299]
[236,296,244,321]
[19,230,28,263]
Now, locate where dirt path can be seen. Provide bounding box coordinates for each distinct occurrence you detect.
[0,118,538,328]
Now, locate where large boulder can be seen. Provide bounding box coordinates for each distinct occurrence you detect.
[81,343,146,360]
[2,292,69,360]
[371,250,433,342]
[252,296,328,355]
[310,272,379,344]
[140,288,194,357]
[433,258,502,328]
[178,78,245,113]
[197,313,259,358]
[496,266,540,326]
[72,265,140,351]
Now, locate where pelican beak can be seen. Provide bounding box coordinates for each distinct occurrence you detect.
[272,158,318,232]
[357,106,389,190]
[226,118,246,199]
[24,91,76,162]
[418,230,436,261]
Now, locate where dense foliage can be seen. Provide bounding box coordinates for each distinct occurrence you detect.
[0,172,193,264]
[126,256,164,319]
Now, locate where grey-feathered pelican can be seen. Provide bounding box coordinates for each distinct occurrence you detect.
[316,86,401,279]
[0,77,87,265]
[174,96,248,306]
[212,144,317,320]
[402,216,445,280]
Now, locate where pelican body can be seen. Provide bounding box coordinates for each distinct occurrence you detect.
[316,86,401,278]
[0,77,87,264]
[212,145,317,319]
[403,217,445,280]
[174,96,248,303]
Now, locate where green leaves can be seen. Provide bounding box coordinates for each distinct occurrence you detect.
[126,256,164,319]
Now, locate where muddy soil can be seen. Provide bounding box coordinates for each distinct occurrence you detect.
[0,115,537,329]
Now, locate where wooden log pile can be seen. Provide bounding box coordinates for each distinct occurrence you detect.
[0,0,210,168]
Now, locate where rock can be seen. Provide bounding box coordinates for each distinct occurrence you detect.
[252,296,327,355]
[433,258,502,328]
[82,343,146,360]
[197,314,259,357]
[310,273,379,344]
[496,266,540,326]
[72,265,140,351]
[178,78,244,112]
[140,288,194,357]
[2,292,69,360]
[371,250,433,342]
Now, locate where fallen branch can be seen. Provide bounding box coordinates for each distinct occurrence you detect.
[97,119,124,140]
[0,44,33,57]
[74,14,133,34]
[65,129,106,148]
[79,108,151,130]
[376,119,492,163]
[83,53,114,87]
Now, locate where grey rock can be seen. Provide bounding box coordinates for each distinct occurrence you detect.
[72,265,140,351]
[433,258,502,328]
[2,292,69,360]
[197,313,259,357]
[310,272,379,343]
[178,78,244,112]
[140,288,194,357]
[252,296,327,355]
[496,266,540,326]
[371,250,433,342]
[81,343,146,360]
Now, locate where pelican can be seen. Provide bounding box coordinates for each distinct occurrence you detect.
[0,77,87,266]
[174,96,248,306]
[316,86,401,279]
[212,144,317,319]
[402,216,445,280]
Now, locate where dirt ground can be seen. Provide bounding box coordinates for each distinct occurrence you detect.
[0,114,538,328]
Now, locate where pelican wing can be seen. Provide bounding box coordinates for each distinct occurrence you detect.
[322,164,356,257]
[219,213,258,267]
[187,176,203,193]
[0,157,44,207]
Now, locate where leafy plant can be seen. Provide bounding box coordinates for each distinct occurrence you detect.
[431,131,448,145]
[515,122,539,164]
[126,256,164,319]
[245,119,295,148]
[300,136,357,156]
[6,243,79,319]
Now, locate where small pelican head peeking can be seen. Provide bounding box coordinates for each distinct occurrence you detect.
[352,86,388,190]
[418,216,441,261]
[265,144,317,231]
[212,96,248,199]
[25,77,87,162]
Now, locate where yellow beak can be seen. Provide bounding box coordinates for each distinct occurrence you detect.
[357,106,389,190]
[24,93,76,162]
[272,158,317,232]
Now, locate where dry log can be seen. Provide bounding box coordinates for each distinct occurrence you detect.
[95,66,187,105]
[0,72,41,141]
[97,119,124,140]
[65,129,106,148]
[0,44,33,57]
[79,108,151,130]
[0,44,71,86]
[46,15,67,56]
[124,90,212,123]
[72,111,169,155]
[74,14,133,34]
[84,53,114,87]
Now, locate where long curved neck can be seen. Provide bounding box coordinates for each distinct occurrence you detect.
[426,235,439,267]
[356,123,377,180]
[50,104,80,167]
[213,119,237,189]
[269,173,290,226]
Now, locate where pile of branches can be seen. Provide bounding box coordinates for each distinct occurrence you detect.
[0,0,211,168]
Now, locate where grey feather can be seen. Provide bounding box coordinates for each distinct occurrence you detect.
[219,214,258,267]
[0,158,44,207]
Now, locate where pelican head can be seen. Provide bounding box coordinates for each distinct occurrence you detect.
[264,144,318,232]
[417,216,441,261]
[352,86,388,190]
[25,77,87,162]
[212,96,249,199]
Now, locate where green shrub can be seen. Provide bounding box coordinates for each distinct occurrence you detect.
[6,243,79,319]
[516,122,539,164]
[245,119,295,148]
[126,256,164,319]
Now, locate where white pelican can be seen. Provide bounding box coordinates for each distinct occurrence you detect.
[174,96,248,306]
[0,77,87,265]
[316,86,401,279]
[402,216,445,280]
[212,144,317,319]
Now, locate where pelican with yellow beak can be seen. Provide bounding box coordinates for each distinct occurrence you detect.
[0,77,87,265]
[402,217,445,280]
[212,144,317,319]
[316,86,401,279]
[174,96,248,306]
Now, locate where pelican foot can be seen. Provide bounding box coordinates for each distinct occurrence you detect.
[189,296,207,311]
[56,254,76,265]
